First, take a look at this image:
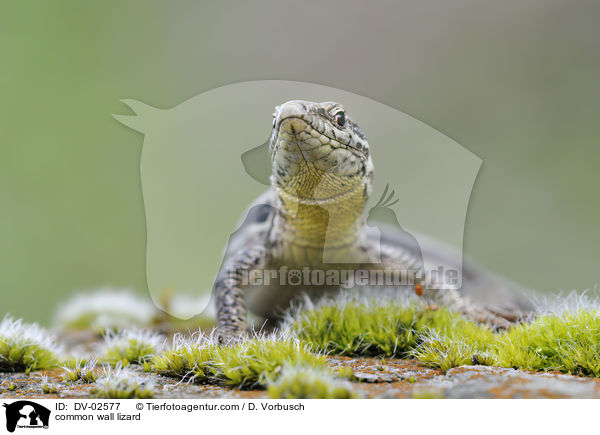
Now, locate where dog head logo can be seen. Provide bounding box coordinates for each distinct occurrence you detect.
[3,401,51,432]
[114,80,481,317]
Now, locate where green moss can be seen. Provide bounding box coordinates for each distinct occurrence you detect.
[335,366,356,380]
[288,294,600,377]
[496,311,600,376]
[412,311,600,375]
[290,297,494,371]
[40,375,59,394]
[61,359,98,383]
[410,331,497,372]
[55,289,216,334]
[0,316,61,372]
[53,289,157,333]
[42,383,59,394]
[100,330,163,365]
[268,366,358,399]
[92,366,154,399]
[152,337,216,381]
[152,333,327,389]
[290,296,491,358]
[291,300,421,356]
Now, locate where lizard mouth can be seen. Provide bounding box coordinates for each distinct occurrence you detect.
[272,116,367,200]
[275,116,366,162]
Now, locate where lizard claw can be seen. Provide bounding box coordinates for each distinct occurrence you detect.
[462,304,519,331]
[216,327,249,345]
[433,288,524,331]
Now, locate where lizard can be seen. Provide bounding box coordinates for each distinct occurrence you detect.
[213,100,529,340]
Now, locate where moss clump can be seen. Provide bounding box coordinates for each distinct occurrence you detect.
[92,366,154,399]
[151,335,215,381]
[288,293,493,359]
[0,316,61,372]
[40,374,59,394]
[496,311,600,376]
[410,330,498,372]
[289,292,600,377]
[53,289,157,332]
[54,288,217,334]
[152,332,327,389]
[289,294,500,372]
[410,310,600,375]
[100,329,163,365]
[268,366,358,399]
[291,299,422,356]
[61,359,98,383]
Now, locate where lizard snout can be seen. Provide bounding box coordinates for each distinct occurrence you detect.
[275,100,309,123]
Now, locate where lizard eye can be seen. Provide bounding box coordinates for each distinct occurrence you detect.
[333,111,346,128]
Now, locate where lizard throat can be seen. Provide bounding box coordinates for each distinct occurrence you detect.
[272,177,368,262]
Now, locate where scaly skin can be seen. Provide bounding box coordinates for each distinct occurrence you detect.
[214,100,514,340]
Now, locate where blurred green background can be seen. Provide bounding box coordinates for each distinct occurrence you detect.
[1,0,599,324]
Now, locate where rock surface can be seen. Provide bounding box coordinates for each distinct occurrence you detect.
[2,356,600,399]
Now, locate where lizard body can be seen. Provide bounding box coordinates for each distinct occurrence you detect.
[214,100,527,339]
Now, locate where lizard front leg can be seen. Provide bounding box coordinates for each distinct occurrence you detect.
[371,241,514,330]
[214,244,268,341]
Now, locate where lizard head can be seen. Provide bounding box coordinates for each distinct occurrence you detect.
[269,100,373,204]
